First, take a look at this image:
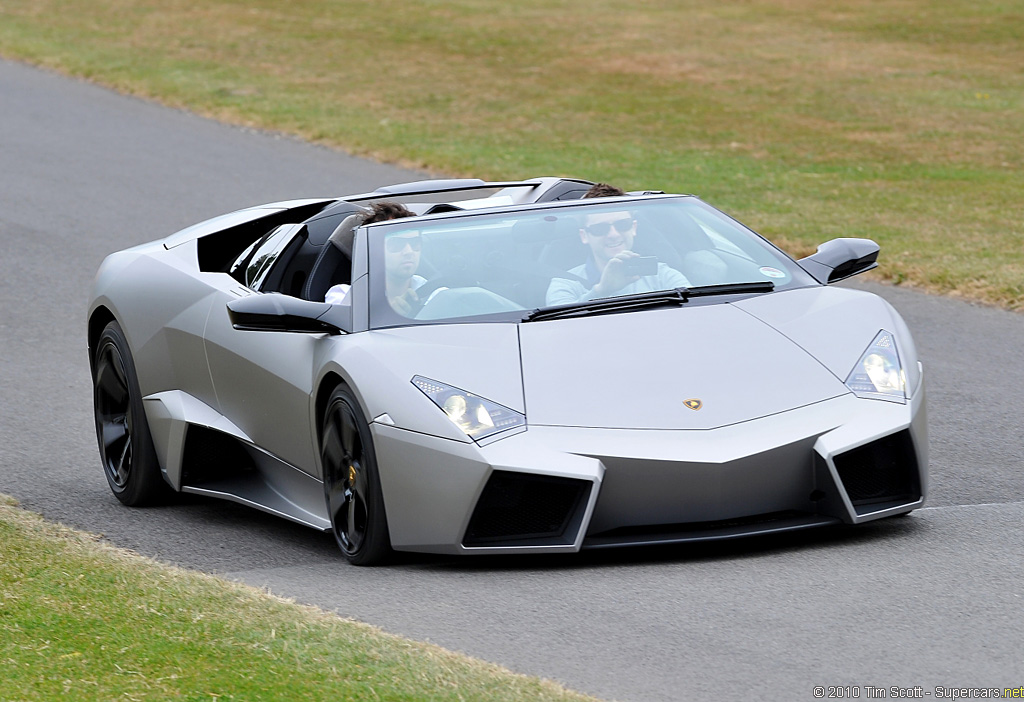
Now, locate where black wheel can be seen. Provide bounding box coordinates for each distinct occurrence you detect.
[92,320,169,505]
[321,385,391,565]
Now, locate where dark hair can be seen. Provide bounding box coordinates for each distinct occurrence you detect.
[363,201,414,223]
[583,183,627,198]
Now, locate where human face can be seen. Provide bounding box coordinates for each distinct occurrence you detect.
[383,231,421,281]
[580,210,636,268]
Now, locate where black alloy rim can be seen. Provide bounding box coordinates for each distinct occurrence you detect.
[322,400,368,555]
[94,340,133,488]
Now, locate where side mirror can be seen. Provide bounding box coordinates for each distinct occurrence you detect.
[227,294,349,334]
[798,238,879,284]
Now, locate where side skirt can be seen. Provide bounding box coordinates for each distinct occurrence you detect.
[144,390,330,531]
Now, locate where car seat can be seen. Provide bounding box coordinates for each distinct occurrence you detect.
[303,213,362,302]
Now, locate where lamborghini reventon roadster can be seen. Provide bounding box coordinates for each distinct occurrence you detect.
[89,177,927,565]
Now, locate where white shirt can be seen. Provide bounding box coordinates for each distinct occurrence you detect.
[546,261,689,306]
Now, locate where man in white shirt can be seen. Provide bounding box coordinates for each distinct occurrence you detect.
[546,207,690,306]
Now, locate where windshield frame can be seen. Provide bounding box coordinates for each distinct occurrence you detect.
[365,195,817,330]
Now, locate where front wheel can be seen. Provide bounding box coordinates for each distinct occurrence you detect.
[321,385,391,565]
[92,320,169,505]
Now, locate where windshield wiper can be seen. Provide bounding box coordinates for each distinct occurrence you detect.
[685,281,775,297]
[523,281,774,322]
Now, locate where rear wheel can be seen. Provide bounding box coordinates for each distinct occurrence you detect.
[92,320,169,505]
[321,386,391,565]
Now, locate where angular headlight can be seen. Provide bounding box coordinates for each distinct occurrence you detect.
[845,330,906,403]
[412,376,526,441]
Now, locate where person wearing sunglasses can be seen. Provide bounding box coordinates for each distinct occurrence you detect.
[382,227,426,316]
[324,201,421,313]
[545,206,690,306]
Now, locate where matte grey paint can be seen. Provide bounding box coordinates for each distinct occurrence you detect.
[518,303,849,430]
[735,286,923,395]
[88,191,927,556]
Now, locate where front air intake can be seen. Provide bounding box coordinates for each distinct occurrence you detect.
[463,471,591,547]
[834,430,921,514]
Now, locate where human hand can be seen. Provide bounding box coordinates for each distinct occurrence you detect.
[594,251,641,297]
[389,288,420,316]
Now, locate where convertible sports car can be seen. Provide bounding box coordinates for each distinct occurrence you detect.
[88,177,927,565]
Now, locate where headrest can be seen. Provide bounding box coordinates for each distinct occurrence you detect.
[327,213,364,257]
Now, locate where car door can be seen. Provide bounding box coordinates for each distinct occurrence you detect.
[203,224,325,475]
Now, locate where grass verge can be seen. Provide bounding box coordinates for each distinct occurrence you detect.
[0,494,599,701]
[0,0,1021,309]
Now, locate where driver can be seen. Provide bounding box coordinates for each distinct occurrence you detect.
[545,207,690,306]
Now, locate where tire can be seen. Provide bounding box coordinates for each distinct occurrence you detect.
[92,320,169,505]
[321,385,391,566]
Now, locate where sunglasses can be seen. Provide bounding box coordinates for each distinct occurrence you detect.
[585,217,634,237]
[385,235,422,253]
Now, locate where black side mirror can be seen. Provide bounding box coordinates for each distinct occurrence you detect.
[227,294,349,334]
[798,238,880,284]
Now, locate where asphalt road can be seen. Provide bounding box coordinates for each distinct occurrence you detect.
[2,59,1022,702]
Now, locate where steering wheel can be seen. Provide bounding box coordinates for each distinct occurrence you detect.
[412,276,474,309]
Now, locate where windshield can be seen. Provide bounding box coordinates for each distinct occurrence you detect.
[367,196,816,328]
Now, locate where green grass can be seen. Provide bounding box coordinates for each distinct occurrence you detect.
[0,494,599,701]
[0,0,1021,308]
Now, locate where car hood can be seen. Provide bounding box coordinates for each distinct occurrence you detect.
[350,323,527,442]
[518,303,849,430]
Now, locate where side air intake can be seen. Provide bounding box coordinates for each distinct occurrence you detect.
[834,430,921,515]
[463,471,591,547]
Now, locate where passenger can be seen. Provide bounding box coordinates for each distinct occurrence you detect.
[583,182,626,198]
[574,181,729,289]
[365,200,415,224]
[325,202,423,315]
[545,205,690,305]
[382,230,426,316]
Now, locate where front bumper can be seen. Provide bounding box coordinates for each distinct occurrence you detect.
[373,374,927,555]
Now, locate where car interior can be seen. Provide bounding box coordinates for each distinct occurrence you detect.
[216,188,795,325]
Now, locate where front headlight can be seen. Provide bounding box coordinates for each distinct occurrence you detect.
[845,330,906,403]
[412,376,526,441]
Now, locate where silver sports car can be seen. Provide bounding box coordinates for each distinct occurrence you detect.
[88,177,927,565]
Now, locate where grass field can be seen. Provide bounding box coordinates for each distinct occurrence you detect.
[0,0,1021,309]
[0,495,598,701]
